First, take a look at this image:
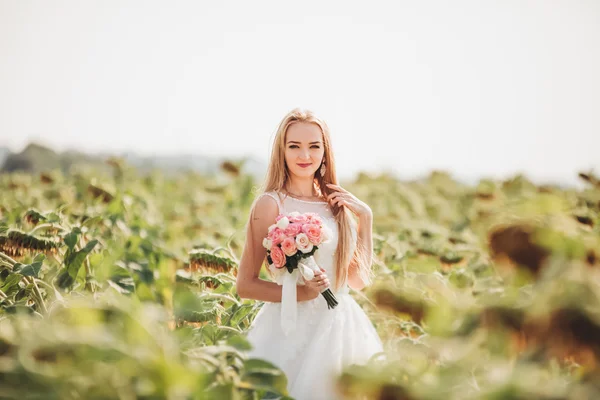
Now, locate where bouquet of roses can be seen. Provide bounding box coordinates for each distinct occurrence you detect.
[263,211,338,309]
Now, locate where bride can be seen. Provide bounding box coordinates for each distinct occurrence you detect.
[236,108,384,399]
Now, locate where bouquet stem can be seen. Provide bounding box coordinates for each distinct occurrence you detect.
[320,287,338,309]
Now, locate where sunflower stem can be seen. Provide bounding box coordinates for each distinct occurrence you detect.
[25,277,48,314]
[84,257,95,293]
[0,252,17,266]
[0,260,14,270]
[33,279,54,291]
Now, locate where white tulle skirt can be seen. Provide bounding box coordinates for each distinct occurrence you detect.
[245,293,384,400]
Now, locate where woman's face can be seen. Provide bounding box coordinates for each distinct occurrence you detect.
[284,122,325,179]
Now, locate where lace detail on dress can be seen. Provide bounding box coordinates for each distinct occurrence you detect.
[284,197,328,204]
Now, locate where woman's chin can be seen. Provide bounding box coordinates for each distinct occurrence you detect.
[290,169,317,178]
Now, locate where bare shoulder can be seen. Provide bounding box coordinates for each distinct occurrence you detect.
[251,193,279,223]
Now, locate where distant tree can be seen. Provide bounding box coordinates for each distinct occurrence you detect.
[1,143,60,173]
[2,154,34,172]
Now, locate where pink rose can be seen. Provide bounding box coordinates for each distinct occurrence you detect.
[302,224,323,245]
[290,214,308,224]
[268,228,286,246]
[270,245,286,269]
[281,237,297,257]
[284,222,302,237]
[306,213,323,226]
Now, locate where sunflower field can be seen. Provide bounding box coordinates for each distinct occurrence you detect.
[1,158,599,400]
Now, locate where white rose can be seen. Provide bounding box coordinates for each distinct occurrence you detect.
[276,216,290,230]
[262,238,272,249]
[289,211,300,218]
[295,233,314,253]
[267,224,276,233]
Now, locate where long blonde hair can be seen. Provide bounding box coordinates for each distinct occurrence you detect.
[259,108,372,290]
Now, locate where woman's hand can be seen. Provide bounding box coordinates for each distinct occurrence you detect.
[326,183,373,220]
[303,268,330,299]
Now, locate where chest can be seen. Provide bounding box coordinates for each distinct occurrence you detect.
[279,197,339,264]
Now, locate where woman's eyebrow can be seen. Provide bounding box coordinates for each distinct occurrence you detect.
[287,141,322,144]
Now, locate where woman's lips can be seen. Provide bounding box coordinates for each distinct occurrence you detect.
[297,163,312,168]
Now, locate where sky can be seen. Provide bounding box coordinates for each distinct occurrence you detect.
[1,0,599,185]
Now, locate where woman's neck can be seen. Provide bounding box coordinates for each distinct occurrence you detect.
[285,177,318,198]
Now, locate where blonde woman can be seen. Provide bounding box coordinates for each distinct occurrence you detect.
[236,108,383,400]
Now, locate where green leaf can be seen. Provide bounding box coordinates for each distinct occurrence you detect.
[107,279,132,294]
[241,358,289,395]
[226,334,252,351]
[81,215,104,228]
[449,269,474,289]
[3,304,35,315]
[65,239,99,279]
[64,230,79,251]
[173,285,205,321]
[440,252,463,264]
[13,256,44,278]
[203,382,235,400]
[1,274,22,294]
[56,270,75,289]
[46,212,62,223]
[227,303,257,328]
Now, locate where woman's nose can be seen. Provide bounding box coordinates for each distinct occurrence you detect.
[299,149,310,159]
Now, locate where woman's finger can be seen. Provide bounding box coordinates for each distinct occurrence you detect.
[327,191,341,201]
[328,190,350,200]
[332,197,347,207]
[327,192,348,203]
[326,183,344,191]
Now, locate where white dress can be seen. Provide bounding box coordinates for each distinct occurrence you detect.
[244,191,384,400]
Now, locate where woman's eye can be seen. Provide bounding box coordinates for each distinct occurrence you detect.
[288,145,320,149]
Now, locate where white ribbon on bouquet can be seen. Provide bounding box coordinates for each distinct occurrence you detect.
[270,255,321,336]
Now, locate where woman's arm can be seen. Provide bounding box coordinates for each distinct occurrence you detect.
[235,195,319,302]
[347,213,373,291]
